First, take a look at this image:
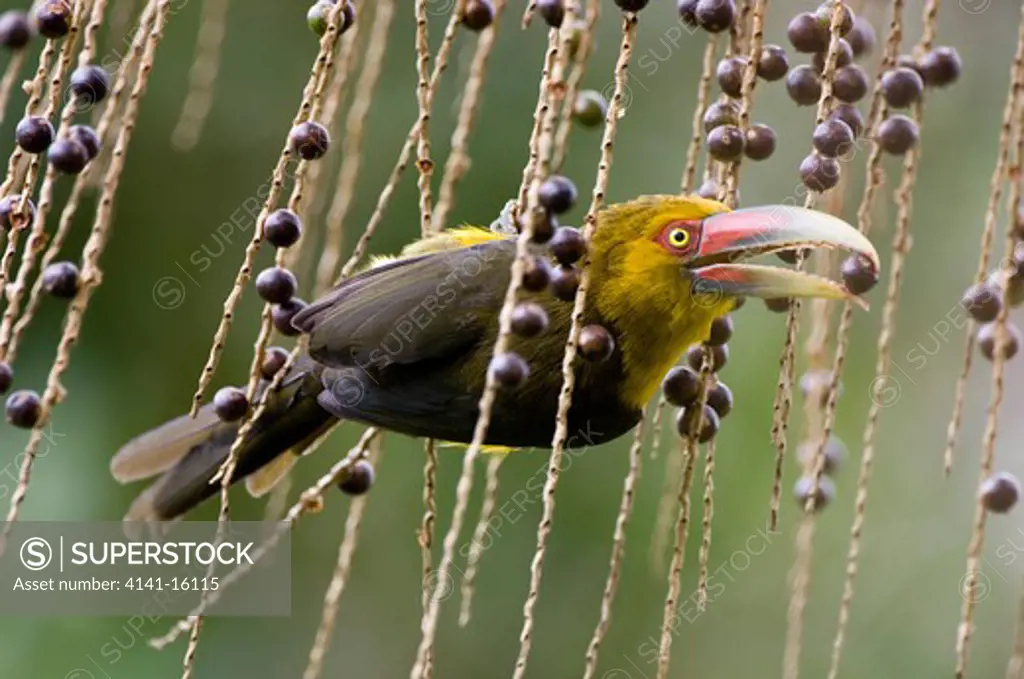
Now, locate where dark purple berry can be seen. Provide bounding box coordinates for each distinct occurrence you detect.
[549,226,586,265]
[339,459,375,495]
[490,352,529,387]
[703,100,740,133]
[538,175,577,215]
[0,362,13,394]
[527,204,557,245]
[522,256,551,292]
[757,44,789,81]
[678,0,698,26]
[676,404,719,442]
[264,209,303,248]
[70,65,110,106]
[830,103,864,138]
[289,121,330,160]
[511,303,549,337]
[847,16,875,59]
[812,118,854,158]
[744,124,776,161]
[255,267,298,304]
[261,346,290,380]
[272,297,308,336]
[813,2,854,36]
[6,389,41,428]
[687,343,728,372]
[881,67,924,108]
[614,0,650,10]
[48,138,89,174]
[694,0,735,33]
[812,39,853,72]
[788,12,828,53]
[707,315,733,345]
[786,65,821,106]
[896,53,923,75]
[919,46,961,88]
[877,114,919,155]
[707,125,744,162]
[68,124,100,160]
[962,283,1002,323]
[15,116,54,154]
[463,0,496,31]
[978,321,1021,362]
[982,472,1020,513]
[0,195,35,231]
[663,366,701,407]
[550,264,580,301]
[0,11,32,49]
[34,0,71,40]
[536,0,565,27]
[764,297,791,313]
[213,387,249,422]
[716,56,747,98]
[706,381,733,417]
[41,261,80,298]
[794,475,835,511]
[799,153,840,192]
[833,65,868,103]
[841,255,878,294]
[578,324,615,362]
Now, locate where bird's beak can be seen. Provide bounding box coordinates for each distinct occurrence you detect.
[687,205,879,307]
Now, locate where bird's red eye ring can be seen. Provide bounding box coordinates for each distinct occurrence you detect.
[658,221,699,255]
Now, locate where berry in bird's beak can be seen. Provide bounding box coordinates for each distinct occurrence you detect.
[686,204,879,306]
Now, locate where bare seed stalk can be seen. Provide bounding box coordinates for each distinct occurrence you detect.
[458,453,503,627]
[581,407,646,679]
[0,53,26,128]
[680,37,718,195]
[170,0,229,151]
[655,437,700,679]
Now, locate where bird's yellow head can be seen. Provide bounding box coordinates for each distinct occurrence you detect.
[588,194,879,407]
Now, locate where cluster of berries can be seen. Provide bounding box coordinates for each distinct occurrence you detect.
[661,314,735,444]
[490,175,620,387]
[0,2,123,429]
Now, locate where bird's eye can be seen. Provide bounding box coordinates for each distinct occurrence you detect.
[668,227,690,249]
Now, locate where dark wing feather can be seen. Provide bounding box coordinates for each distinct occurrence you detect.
[295,240,516,441]
[294,241,514,371]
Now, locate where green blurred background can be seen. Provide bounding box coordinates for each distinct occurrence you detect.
[1,0,1022,676]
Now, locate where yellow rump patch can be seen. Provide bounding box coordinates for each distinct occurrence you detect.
[435,440,516,455]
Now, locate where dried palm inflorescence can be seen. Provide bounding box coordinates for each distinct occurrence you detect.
[2,1,1024,678]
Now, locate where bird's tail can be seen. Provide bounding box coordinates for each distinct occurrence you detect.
[111,361,337,527]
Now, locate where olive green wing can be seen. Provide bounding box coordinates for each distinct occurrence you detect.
[293,240,514,371]
[292,240,516,441]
